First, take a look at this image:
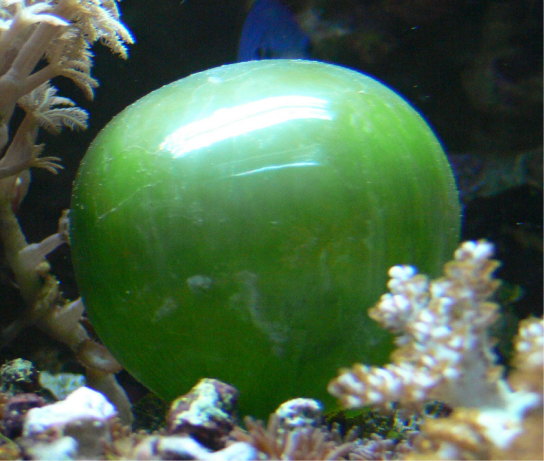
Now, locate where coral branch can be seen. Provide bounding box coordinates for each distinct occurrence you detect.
[0,0,133,424]
[328,240,543,458]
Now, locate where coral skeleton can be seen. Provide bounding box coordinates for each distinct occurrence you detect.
[129,435,258,461]
[329,240,543,459]
[21,386,118,459]
[23,386,116,435]
[0,0,133,423]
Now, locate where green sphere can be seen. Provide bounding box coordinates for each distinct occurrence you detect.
[70,60,460,417]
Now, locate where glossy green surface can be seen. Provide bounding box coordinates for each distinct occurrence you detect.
[70,60,460,417]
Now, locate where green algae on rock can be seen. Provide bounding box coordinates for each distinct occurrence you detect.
[69,60,460,417]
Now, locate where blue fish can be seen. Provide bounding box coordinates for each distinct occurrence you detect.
[238,0,311,61]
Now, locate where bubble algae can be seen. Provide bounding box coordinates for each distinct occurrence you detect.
[70,60,460,417]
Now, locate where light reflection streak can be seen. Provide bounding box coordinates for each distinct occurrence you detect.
[160,95,331,158]
[233,161,320,177]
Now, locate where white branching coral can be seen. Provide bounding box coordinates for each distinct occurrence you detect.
[0,0,133,424]
[0,0,134,187]
[18,82,88,134]
[328,240,543,459]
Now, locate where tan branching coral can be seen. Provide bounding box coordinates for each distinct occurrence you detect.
[0,0,133,423]
[329,240,543,459]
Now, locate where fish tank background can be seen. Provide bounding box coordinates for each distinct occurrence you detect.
[2,0,542,417]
